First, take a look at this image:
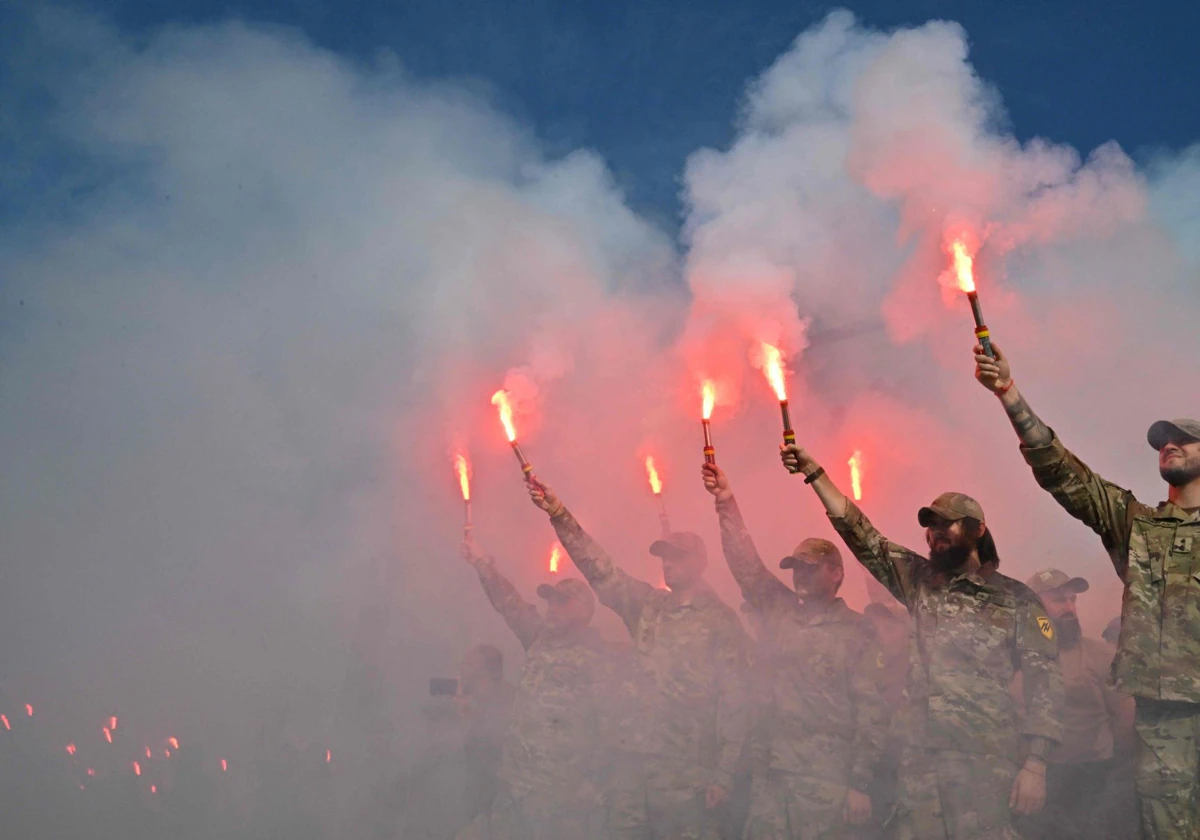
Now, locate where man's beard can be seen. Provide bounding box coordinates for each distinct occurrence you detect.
[929,543,972,574]
[1057,615,1082,647]
[1161,460,1200,487]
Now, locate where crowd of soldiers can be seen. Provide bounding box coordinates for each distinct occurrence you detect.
[451,342,1200,840]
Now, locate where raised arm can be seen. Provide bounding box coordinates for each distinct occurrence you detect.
[702,463,793,611]
[975,342,1137,572]
[780,443,922,605]
[527,479,656,632]
[462,534,543,651]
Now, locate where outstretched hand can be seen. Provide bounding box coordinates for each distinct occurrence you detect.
[701,463,733,502]
[974,341,1013,394]
[527,479,564,517]
[461,533,487,568]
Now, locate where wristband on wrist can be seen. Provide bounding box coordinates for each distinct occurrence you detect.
[996,379,1015,395]
[804,466,825,485]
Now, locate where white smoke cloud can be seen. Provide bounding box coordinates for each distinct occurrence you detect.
[1,5,1198,781]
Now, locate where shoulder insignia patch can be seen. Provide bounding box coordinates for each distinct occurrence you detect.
[1037,616,1054,640]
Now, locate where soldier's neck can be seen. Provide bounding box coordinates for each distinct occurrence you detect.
[1167,477,1200,511]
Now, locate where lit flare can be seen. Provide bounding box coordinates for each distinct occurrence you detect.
[103,727,112,744]
[491,390,517,443]
[25,704,33,717]
[67,743,77,756]
[701,381,717,465]
[549,544,562,574]
[133,761,141,776]
[1,714,9,731]
[848,451,864,501]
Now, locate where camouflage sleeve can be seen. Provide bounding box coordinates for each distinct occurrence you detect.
[847,629,889,793]
[1020,431,1138,577]
[828,500,922,606]
[550,506,655,632]
[1013,595,1064,748]
[713,610,752,788]
[474,558,543,651]
[715,495,794,614]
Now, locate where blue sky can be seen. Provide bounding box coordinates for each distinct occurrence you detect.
[6,0,1200,227]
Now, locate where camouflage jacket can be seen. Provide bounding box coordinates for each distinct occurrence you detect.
[474,559,611,799]
[1022,432,1200,702]
[830,501,1063,762]
[715,496,888,792]
[550,507,750,787]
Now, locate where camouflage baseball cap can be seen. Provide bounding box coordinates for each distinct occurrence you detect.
[1025,568,1089,597]
[779,537,843,570]
[1147,418,1200,450]
[917,492,985,527]
[649,531,708,564]
[536,578,596,617]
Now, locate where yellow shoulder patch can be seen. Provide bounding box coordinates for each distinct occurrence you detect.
[1037,616,1054,640]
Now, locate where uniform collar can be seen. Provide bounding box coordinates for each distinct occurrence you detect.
[1153,501,1200,522]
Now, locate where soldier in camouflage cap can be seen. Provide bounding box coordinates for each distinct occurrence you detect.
[462,534,612,840]
[702,462,887,839]
[976,343,1200,839]
[526,478,750,840]
[779,442,1064,839]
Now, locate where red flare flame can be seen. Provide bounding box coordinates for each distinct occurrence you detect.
[1,714,10,731]
[103,727,112,744]
[549,544,562,574]
[133,761,141,776]
[221,759,228,772]
[167,737,179,750]
[848,450,864,501]
[67,743,77,756]
[326,749,332,764]
[491,390,517,442]
[86,768,95,777]
[951,239,976,293]
[454,452,471,501]
[109,716,118,731]
[145,747,152,759]
[760,343,788,401]
[25,704,33,717]
[645,456,663,495]
[151,785,157,794]
[701,381,716,420]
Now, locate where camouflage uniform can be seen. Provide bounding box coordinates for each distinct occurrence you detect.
[1021,429,1200,838]
[472,561,611,840]
[829,499,1063,839]
[715,496,888,839]
[549,507,750,840]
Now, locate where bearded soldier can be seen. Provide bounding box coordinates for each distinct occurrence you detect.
[780,442,1063,839]
[975,341,1200,838]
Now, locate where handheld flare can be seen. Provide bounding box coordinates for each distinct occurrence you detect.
[761,343,795,445]
[491,390,541,487]
[951,238,994,359]
[454,452,473,534]
[701,382,717,466]
[644,456,671,536]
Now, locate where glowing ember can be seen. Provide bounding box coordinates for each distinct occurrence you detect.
[145,747,152,759]
[151,785,157,794]
[25,704,33,717]
[1,714,9,731]
[221,759,228,772]
[326,749,332,764]
[454,452,471,501]
[103,727,112,744]
[133,761,141,776]
[109,716,118,731]
[87,768,95,777]
[549,544,562,574]
[645,456,663,495]
[167,737,179,750]
[848,450,864,501]
[491,390,517,442]
[701,381,716,420]
[165,750,171,758]
[950,237,976,294]
[760,343,788,401]
[66,743,77,756]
